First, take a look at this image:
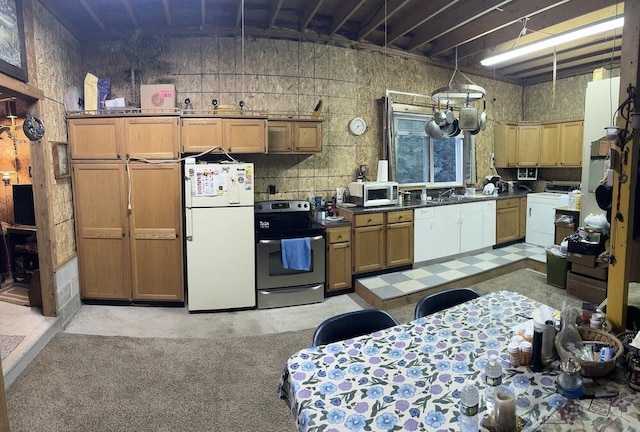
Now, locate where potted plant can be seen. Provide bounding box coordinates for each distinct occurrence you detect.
[101,29,169,106]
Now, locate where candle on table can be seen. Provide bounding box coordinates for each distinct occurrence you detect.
[494,385,516,432]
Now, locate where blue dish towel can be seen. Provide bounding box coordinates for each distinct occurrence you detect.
[281,238,311,271]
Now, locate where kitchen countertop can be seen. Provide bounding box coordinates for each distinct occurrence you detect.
[337,190,530,215]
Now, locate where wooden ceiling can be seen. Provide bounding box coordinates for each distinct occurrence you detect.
[39,0,625,85]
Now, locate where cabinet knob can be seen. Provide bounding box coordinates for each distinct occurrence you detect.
[337,235,342,240]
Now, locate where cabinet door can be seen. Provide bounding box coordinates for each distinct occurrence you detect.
[129,163,184,301]
[327,240,352,291]
[68,118,124,160]
[494,123,517,167]
[267,121,292,153]
[72,163,131,300]
[222,119,267,153]
[353,225,384,273]
[496,207,520,244]
[539,123,559,166]
[181,118,223,153]
[559,121,583,166]
[414,207,436,262]
[124,117,180,159]
[519,197,527,239]
[432,205,460,258]
[386,221,413,267]
[294,121,322,152]
[517,125,540,166]
[460,202,484,253]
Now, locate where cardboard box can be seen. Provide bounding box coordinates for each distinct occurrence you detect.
[593,67,611,81]
[566,271,607,303]
[140,84,176,111]
[572,262,608,280]
[566,252,596,267]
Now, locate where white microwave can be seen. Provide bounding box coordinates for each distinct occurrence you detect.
[348,181,399,207]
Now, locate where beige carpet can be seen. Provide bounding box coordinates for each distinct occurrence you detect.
[0,269,622,432]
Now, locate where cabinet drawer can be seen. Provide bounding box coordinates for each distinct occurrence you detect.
[354,213,384,227]
[327,227,351,244]
[497,198,520,209]
[387,210,413,224]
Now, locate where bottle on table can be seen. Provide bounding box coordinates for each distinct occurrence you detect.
[484,355,503,415]
[459,380,479,432]
[529,327,545,372]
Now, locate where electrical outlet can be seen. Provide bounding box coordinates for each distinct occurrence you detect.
[490,152,495,168]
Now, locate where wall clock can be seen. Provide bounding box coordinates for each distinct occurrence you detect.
[349,117,367,136]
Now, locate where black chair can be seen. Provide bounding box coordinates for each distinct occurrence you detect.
[312,309,400,347]
[414,288,480,319]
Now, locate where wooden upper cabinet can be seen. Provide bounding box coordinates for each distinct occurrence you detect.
[493,123,517,167]
[68,116,180,160]
[559,121,584,166]
[181,118,223,153]
[124,117,180,159]
[517,124,541,166]
[69,117,124,160]
[268,119,322,153]
[539,123,560,167]
[222,118,267,153]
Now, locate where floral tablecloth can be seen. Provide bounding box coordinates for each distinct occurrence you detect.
[279,291,574,431]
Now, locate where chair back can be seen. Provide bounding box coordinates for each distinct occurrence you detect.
[312,309,399,347]
[414,288,479,319]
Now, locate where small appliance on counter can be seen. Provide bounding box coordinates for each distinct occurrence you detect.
[348,181,399,207]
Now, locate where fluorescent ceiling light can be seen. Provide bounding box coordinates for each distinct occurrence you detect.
[481,17,624,67]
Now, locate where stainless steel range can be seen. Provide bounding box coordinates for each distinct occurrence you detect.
[255,200,325,309]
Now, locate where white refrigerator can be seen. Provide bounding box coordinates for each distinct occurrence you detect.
[184,160,255,311]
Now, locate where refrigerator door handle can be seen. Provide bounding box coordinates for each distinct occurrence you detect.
[185,173,193,209]
[186,207,193,241]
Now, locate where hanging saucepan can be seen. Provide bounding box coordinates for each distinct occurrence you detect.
[471,98,487,135]
[433,109,447,127]
[445,107,455,125]
[425,119,444,139]
[443,118,460,137]
[595,182,613,211]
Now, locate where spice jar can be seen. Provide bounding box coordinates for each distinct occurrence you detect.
[629,354,640,391]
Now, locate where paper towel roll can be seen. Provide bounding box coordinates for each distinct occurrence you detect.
[376,160,388,182]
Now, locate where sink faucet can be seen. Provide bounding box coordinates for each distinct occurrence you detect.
[438,188,455,201]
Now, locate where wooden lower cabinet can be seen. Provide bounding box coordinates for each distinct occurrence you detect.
[326,226,352,292]
[386,210,413,267]
[496,198,521,244]
[345,210,413,274]
[72,162,184,301]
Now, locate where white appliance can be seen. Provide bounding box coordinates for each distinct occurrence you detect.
[184,159,255,311]
[526,193,568,247]
[348,181,399,207]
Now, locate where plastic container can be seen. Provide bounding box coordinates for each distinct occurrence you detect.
[459,380,479,432]
[546,245,569,289]
[484,355,503,414]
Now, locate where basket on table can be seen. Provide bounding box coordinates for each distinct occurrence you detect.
[555,327,624,377]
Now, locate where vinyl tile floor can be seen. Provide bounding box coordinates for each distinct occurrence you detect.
[358,243,546,300]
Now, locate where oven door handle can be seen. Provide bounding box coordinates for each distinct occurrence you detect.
[259,285,323,294]
[258,235,323,244]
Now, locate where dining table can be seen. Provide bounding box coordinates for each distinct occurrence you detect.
[278,290,640,431]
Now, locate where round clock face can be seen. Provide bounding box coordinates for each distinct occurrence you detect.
[349,118,367,136]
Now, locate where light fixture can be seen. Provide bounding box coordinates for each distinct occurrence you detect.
[0,160,14,186]
[481,17,624,67]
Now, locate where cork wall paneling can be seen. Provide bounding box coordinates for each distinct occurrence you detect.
[524,73,592,122]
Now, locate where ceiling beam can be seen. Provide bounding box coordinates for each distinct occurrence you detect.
[521,59,620,85]
[497,37,622,75]
[162,0,172,26]
[385,0,459,46]
[300,1,324,32]
[330,0,367,36]
[79,0,106,31]
[201,0,206,28]
[356,0,410,41]
[460,1,623,64]
[427,0,570,57]
[120,0,138,27]
[405,0,512,51]
[266,0,285,29]
[511,50,620,79]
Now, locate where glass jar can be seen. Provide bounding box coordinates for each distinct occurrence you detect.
[629,354,640,391]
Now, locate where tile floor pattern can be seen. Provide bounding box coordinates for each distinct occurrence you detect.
[359,243,546,300]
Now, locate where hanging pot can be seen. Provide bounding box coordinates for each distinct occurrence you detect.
[442,118,460,137]
[425,119,444,139]
[433,110,447,127]
[595,182,613,210]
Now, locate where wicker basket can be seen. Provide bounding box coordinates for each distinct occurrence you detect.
[555,327,623,377]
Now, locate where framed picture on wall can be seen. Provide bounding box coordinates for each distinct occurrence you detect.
[51,141,69,179]
[0,0,28,82]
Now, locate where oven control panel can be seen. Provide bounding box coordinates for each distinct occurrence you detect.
[255,200,310,213]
